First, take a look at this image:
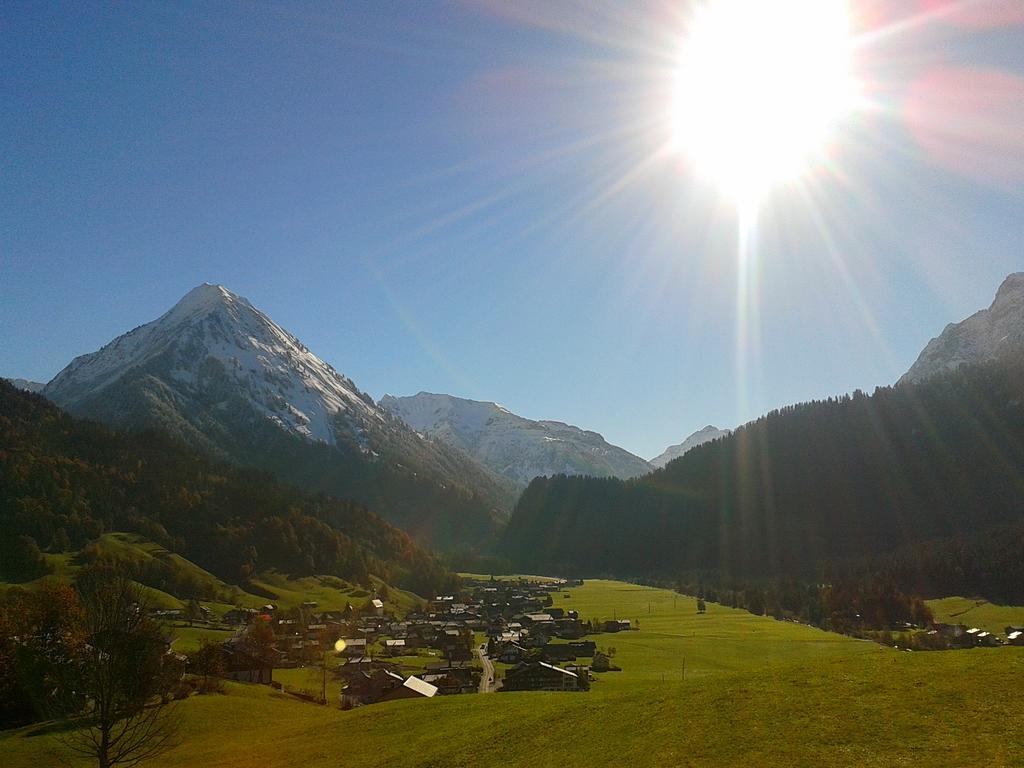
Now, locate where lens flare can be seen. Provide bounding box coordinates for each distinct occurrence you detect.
[673,0,860,204]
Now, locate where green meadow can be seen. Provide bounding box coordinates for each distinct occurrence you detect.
[926,596,1024,635]
[562,579,883,686]
[0,533,420,621]
[3,579,1022,766]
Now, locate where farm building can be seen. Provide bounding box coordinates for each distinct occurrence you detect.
[502,662,581,692]
[379,676,439,702]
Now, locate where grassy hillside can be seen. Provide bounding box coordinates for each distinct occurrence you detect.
[560,580,881,686]
[0,533,423,656]
[926,596,1024,635]
[4,580,1022,765]
[0,381,458,597]
[1,533,419,613]
[3,649,1021,766]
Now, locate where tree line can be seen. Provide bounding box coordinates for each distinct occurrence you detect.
[502,353,1024,605]
[0,381,458,598]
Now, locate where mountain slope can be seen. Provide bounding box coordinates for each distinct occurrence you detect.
[43,284,513,550]
[502,353,1024,586]
[649,425,731,469]
[0,380,456,597]
[901,272,1024,384]
[45,283,383,445]
[381,391,651,487]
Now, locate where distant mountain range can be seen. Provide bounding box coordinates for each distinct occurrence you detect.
[26,270,1023,561]
[3,378,44,393]
[29,282,734,550]
[902,272,1024,383]
[649,425,731,469]
[41,284,514,551]
[381,392,651,488]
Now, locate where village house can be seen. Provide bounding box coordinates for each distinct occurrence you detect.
[968,628,1001,647]
[421,661,480,694]
[502,661,582,692]
[340,668,405,708]
[568,640,596,655]
[223,608,257,626]
[554,618,586,638]
[336,657,399,683]
[565,663,591,683]
[603,619,632,633]
[497,642,526,664]
[222,637,282,684]
[340,638,368,657]
[930,623,974,649]
[378,675,439,702]
[542,643,578,662]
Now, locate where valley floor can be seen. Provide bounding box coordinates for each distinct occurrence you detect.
[3,580,1022,767]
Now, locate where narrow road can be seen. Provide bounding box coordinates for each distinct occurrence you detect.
[476,644,495,693]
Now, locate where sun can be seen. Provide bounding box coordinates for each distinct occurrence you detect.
[673,0,859,205]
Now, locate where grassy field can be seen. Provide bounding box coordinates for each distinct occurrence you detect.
[926,596,1024,635]
[3,579,1023,766]
[273,667,340,702]
[169,624,239,654]
[562,580,883,687]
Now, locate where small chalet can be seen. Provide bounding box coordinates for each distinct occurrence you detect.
[498,643,525,664]
[603,619,631,633]
[340,668,405,708]
[340,638,368,657]
[503,661,581,692]
[379,676,439,702]
[542,643,578,662]
[222,638,282,684]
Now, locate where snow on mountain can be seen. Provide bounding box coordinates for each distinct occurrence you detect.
[649,425,731,469]
[3,378,45,393]
[380,392,652,487]
[44,283,380,445]
[41,283,512,550]
[901,273,1024,384]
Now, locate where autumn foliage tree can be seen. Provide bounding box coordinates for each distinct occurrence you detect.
[0,582,83,727]
[18,567,182,768]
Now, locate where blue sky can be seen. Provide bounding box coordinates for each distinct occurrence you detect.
[2,1,1023,459]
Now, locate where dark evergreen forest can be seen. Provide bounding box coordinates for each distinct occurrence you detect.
[503,355,1024,603]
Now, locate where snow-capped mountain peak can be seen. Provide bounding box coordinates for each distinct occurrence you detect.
[45,283,378,445]
[901,272,1024,385]
[381,392,651,487]
[649,425,731,469]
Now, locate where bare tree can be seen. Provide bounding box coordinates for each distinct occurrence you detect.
[52,566,182,768]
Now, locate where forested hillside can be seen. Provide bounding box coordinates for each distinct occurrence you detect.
[503,354,1024,601]
[0,381,456,597]
[41,284,513,552]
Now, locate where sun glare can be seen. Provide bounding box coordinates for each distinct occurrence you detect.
[673,0,859,204]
